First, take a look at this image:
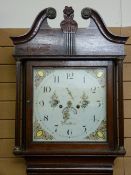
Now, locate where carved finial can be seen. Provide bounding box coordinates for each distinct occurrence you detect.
[46,7,56,19]
[60,6,78,33]
[81,7,92,19]
[63,6,74,19]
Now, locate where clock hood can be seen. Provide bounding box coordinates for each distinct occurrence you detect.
[10,6,128,59]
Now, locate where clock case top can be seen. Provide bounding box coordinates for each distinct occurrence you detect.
[11,5,128,157]
[11,6,128,59]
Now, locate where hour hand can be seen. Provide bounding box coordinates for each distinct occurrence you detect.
[66,88,74,100]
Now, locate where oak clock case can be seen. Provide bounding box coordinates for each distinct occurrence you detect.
[11,6,128,175]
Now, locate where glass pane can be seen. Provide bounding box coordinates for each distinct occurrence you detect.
[33,68,107,142]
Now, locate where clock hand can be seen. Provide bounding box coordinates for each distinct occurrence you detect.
[66,88,74,100]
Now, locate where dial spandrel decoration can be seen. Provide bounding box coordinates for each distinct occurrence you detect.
[33,68,107,142]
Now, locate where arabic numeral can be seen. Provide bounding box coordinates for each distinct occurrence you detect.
[96,100,101,107]
[83,126,87,133]
[43,115,49,121]
[91,87,96,93]
[54,125,58,132]
[67,129,72,136]
[39,100,44,106]
[66,72,74,79]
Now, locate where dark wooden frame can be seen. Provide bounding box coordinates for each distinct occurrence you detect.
[11,6,128,175]
[25,60,114,155]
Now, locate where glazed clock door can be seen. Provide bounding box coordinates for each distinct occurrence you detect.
[26,61,114,152]
[33,68,107,142]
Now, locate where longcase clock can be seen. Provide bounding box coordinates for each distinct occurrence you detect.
[11,6,128,175]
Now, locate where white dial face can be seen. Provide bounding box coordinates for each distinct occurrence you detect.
[33,68,107,142]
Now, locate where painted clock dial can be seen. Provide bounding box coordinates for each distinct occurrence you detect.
[33,68,107,142]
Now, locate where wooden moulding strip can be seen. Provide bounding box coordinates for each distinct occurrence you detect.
[124,138,131,157]
[123,63,131,81]
[124,100,131,119]
[0,139,15,158]
[0,47,15,65]
[0,65,16,83]
[123,82,131,99]
[0,29,28,46]
[113,158,124,175]
[124,157,131,175]
[0,83,16,101]
[0,120,15,138]
[0,158,26,175]
[121,27,131,45]
[125,45,131,63]
[0,101,15,120]
[124,119,131,138]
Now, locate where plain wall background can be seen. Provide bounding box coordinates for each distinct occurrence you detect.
[0,0,130,28]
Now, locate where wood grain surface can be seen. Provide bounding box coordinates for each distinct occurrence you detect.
[0,158,26,175]
[0,27,130,175]
[0,101,15,119]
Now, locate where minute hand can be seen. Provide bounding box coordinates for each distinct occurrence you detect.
[66,88,74,100]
